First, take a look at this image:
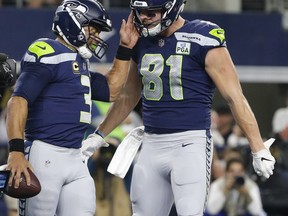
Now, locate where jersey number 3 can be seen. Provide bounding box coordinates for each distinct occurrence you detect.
[80,75,92,124]
[140,54,184,101]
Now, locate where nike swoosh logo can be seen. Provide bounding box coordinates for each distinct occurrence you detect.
[182,143,193,147]
[261,157,272,162]
[36,45,46,50]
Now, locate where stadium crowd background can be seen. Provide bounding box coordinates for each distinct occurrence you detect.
[1,0,288,216]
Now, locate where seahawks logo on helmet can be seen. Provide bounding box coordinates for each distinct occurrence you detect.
[64,1,89,14]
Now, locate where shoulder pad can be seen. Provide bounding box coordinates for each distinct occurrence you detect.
[28,41,55,58]
[209,28,225,43]
[193,20,226,45]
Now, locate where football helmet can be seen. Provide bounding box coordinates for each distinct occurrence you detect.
[130,0,186,37]
[52,0,112,59]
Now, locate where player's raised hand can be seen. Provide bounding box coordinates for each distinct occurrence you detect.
[252,138,276,179]
[119,11,140,48]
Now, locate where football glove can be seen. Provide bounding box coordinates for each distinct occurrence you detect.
[81,132,109,162]
[252,138,276,179]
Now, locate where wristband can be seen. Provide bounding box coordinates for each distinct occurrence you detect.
[9,139,25,153]
[115,45,132,61]
[95,129,105,138]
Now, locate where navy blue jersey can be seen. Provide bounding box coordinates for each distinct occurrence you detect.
[132,19,226,132]
[13,38,109,148]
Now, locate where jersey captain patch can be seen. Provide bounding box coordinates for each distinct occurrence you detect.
[72,61,80,74]
[176,42,191,55]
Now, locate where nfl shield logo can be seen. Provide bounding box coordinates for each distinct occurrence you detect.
[158,39,165,47]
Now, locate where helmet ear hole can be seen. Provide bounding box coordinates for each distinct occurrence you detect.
[165,1,173,9]
[165,19,172,27]
[78,34,86,42]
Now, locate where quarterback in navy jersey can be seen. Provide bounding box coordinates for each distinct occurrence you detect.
[5,0,139,215]
[83,0,275,216]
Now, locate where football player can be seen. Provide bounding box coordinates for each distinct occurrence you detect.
[84,0,275,215]
[5,0,139,215]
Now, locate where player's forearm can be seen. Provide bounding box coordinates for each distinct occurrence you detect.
[6,96,28,140]
[206,48,264,152]
[98,90,140,137]
[106,58,130,102]
[100,60,141,137]
[228,96,264,153]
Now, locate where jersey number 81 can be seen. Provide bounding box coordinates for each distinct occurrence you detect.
[140,54,184,101]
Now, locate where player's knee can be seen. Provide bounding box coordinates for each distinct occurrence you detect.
[175,197,204,216]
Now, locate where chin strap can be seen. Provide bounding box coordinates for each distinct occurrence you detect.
[142,23,162,37]
[77,46,92,59]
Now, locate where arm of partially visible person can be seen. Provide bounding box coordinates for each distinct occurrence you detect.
[205,47,275,179]
[6,96,32,188]
[206,178,227,214]
[102,12,140,102]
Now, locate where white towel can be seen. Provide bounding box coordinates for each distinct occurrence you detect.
[107,126,144,178]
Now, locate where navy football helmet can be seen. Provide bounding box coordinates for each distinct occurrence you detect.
[130,0,186,37]
[52,0,112,59]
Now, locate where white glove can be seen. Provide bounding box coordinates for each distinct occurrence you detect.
[81,132,109,162]
[252,138,276,179]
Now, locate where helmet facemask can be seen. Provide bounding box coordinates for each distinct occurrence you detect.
[133,9,165,37]
[85,24,109,59]
[131,0,186,37]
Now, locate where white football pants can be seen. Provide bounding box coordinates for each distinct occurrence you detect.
[130,130,213,216]
[20,140,95,216]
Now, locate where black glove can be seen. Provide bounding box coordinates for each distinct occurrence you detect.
[0,53,17,87]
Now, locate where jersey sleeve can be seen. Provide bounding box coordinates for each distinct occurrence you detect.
[181,19,226,66]
[189,19,227,66]
[13,40,56,105]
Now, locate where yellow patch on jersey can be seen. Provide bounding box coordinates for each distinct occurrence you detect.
[209,28,225,43]
[28,41,55,58]
[72,61,80,74]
